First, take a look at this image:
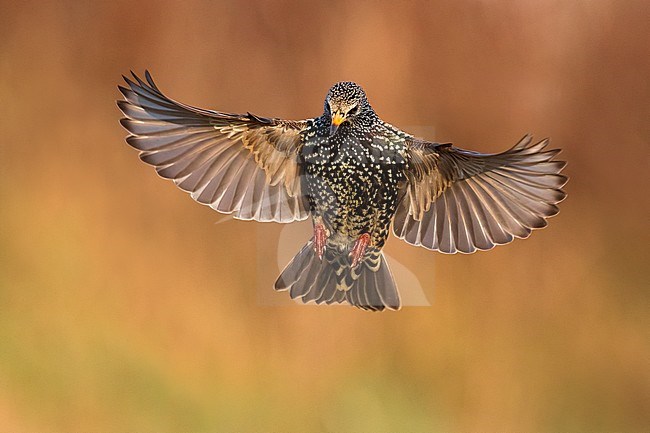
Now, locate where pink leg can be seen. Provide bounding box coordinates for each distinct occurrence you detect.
[314,223,327,260]
[350,233,371,268]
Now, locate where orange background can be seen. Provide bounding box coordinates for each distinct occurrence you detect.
[1,1,648,431]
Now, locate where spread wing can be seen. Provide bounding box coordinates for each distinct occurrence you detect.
[117,71,310,223]
[393,135,567,253]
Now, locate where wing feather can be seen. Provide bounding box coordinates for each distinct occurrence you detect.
[394,135,567,253]
[117,71,310,223]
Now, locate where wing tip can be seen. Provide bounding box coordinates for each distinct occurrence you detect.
[144,69,157,89]
[122,69,158,93]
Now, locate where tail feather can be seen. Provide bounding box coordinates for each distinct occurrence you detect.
[274,240,401,311]
[317,271,338,305]
[374,259,400,309]
[363,272,383,311]
[360,271,380,312]
[289,250,322,299]
[301,266,331,304]
[275,242,312,291]
[328,287,347,305]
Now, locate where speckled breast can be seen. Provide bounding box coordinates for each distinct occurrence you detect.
[301,122,407,244]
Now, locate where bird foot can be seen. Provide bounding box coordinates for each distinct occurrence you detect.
[350,233,371,268]
[313,223,328,260]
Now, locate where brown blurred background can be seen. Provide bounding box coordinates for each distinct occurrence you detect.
[1,0,649,432]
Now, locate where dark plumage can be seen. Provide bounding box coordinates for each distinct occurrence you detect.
[117,71,568,311]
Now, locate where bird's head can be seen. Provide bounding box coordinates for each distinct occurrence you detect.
[324,82,371,136]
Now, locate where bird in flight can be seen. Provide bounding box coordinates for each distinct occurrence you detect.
[118,71,567,311]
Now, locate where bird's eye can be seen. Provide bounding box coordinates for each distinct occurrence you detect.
[348,105,359,116]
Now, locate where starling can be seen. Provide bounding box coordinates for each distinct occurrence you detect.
[118,71,567,311]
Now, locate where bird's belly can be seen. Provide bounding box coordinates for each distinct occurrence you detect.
[305,161,400,245]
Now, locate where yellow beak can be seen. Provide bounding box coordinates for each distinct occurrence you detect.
[330,112,345,136]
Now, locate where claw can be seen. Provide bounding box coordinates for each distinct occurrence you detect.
[350,233,371,268]
[314,223,327,260]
